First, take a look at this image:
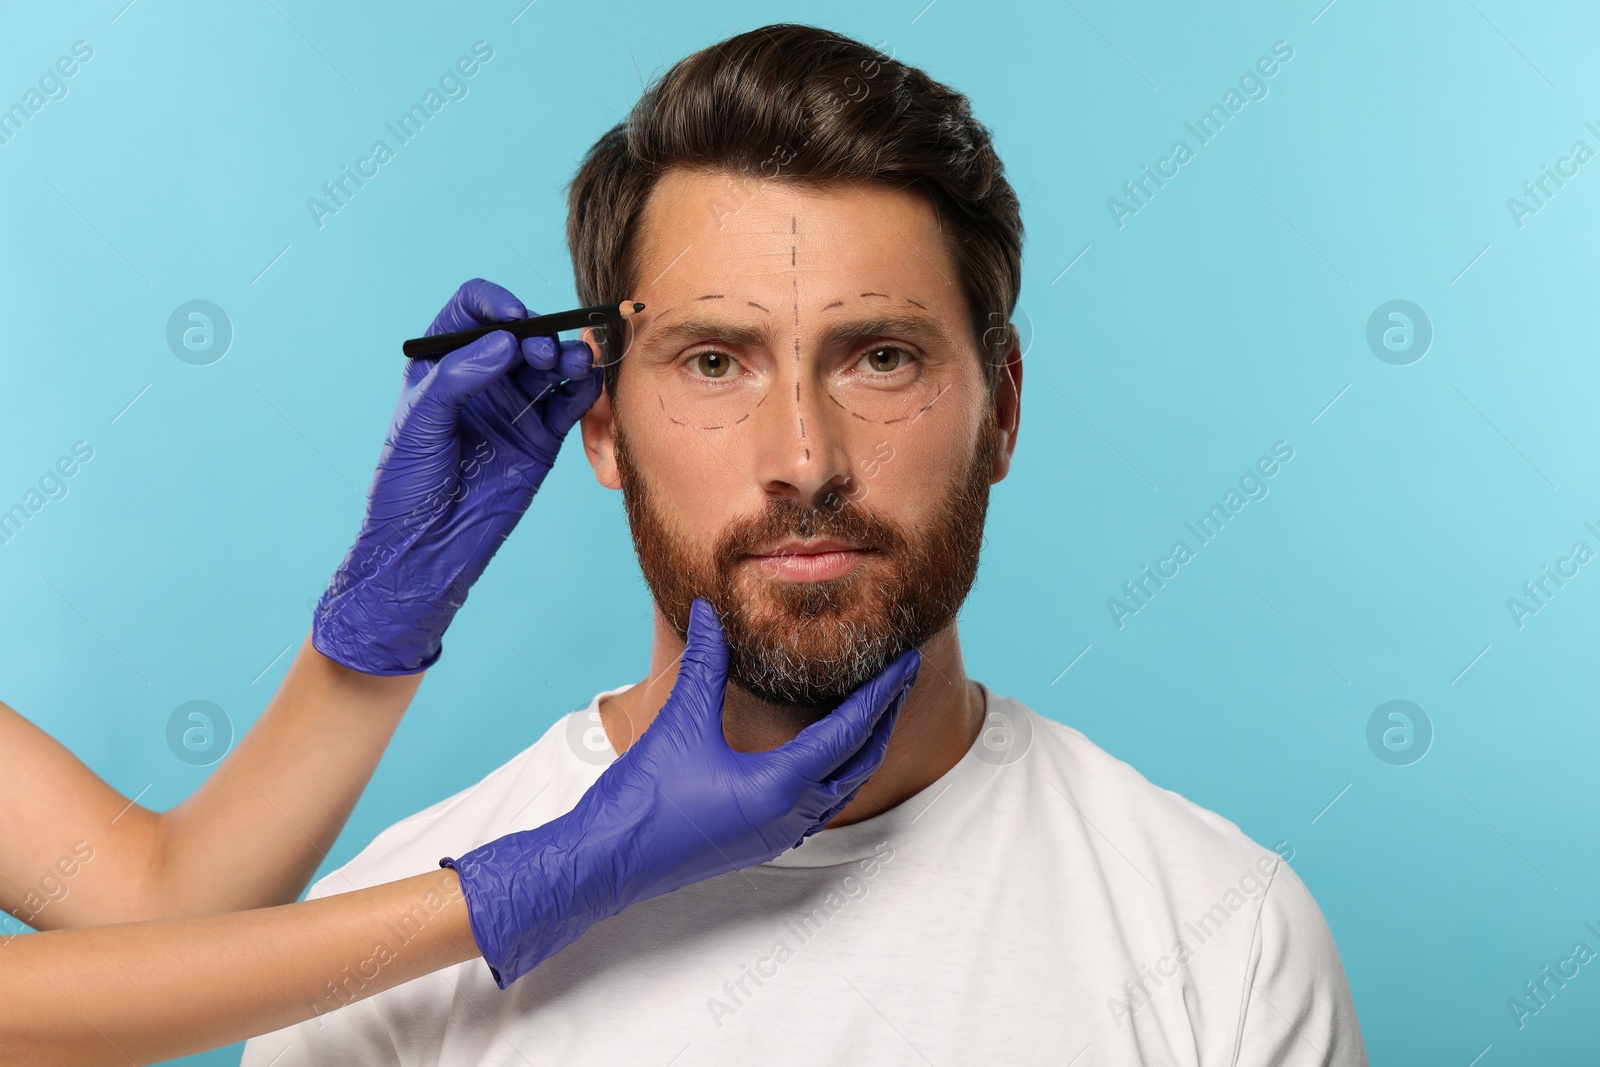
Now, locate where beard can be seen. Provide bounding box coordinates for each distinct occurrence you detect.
[613,398,1000,717]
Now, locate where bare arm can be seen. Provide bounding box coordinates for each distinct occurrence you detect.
[0,867,477,1066]
[0,631,423,928]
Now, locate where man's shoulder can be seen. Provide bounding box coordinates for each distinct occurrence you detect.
[1004,699,1364,1063]
[305,688,627,900]
[1001,694,1284,879]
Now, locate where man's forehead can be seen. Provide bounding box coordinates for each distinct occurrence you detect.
[633,167,960,302]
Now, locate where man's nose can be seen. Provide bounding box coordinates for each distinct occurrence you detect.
[747,368,856,510]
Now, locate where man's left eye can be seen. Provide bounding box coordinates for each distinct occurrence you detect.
[858,346,914,374]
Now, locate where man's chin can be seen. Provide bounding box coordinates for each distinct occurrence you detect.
[718,595,900,713]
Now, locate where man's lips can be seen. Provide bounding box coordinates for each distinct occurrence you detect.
[743,540,875,582]
[747,539,867,558]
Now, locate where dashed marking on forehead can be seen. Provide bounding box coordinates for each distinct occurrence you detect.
[791,247,803,416]
[793,215,805,460]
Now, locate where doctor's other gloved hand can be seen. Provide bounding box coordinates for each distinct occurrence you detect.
[441,596,921,988]
[312,277,603,675]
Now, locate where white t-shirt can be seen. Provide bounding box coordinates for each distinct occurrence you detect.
[242,681,1367,1066]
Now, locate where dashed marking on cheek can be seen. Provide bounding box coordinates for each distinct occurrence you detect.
[699,294,725,301]
[907,382,951,424]
[860,292,889,300]
[659,394,689,427]
[826,392,845,409]
[660,390,722,430]
[734,413,750,425]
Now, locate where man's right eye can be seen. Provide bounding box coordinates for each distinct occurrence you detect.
[687,350,736,378]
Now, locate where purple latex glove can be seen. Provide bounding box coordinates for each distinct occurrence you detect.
[312,278,603,675]
[441,596,921,988]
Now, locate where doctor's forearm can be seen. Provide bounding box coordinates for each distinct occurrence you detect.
[0,868,475,1067]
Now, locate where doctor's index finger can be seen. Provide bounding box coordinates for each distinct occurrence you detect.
[779,649,921,780]
[429,277,528,338]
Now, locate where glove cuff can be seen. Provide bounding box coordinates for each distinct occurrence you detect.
[311,577,452,675]
[441,813,613,989]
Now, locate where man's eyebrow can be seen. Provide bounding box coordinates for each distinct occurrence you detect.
[635,313,958,355]
[822,314,957,350]
[636,318,766,355]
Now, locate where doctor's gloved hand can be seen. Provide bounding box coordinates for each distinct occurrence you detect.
[441,596,921,988]
[312,278,604,675]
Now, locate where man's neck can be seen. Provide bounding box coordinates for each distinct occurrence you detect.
[597,612,984,827]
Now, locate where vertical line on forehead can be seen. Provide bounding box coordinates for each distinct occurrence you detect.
[792,214,806,460]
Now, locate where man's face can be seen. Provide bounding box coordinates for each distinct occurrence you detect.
[581,168,1015,714]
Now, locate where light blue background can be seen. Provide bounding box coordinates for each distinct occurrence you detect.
[2,1,1596,1063]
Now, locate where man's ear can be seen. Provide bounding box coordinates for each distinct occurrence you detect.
[988,329,1023,484]
[579,327,622,490]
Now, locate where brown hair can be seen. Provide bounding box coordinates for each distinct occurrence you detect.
[565,23,1023,404]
